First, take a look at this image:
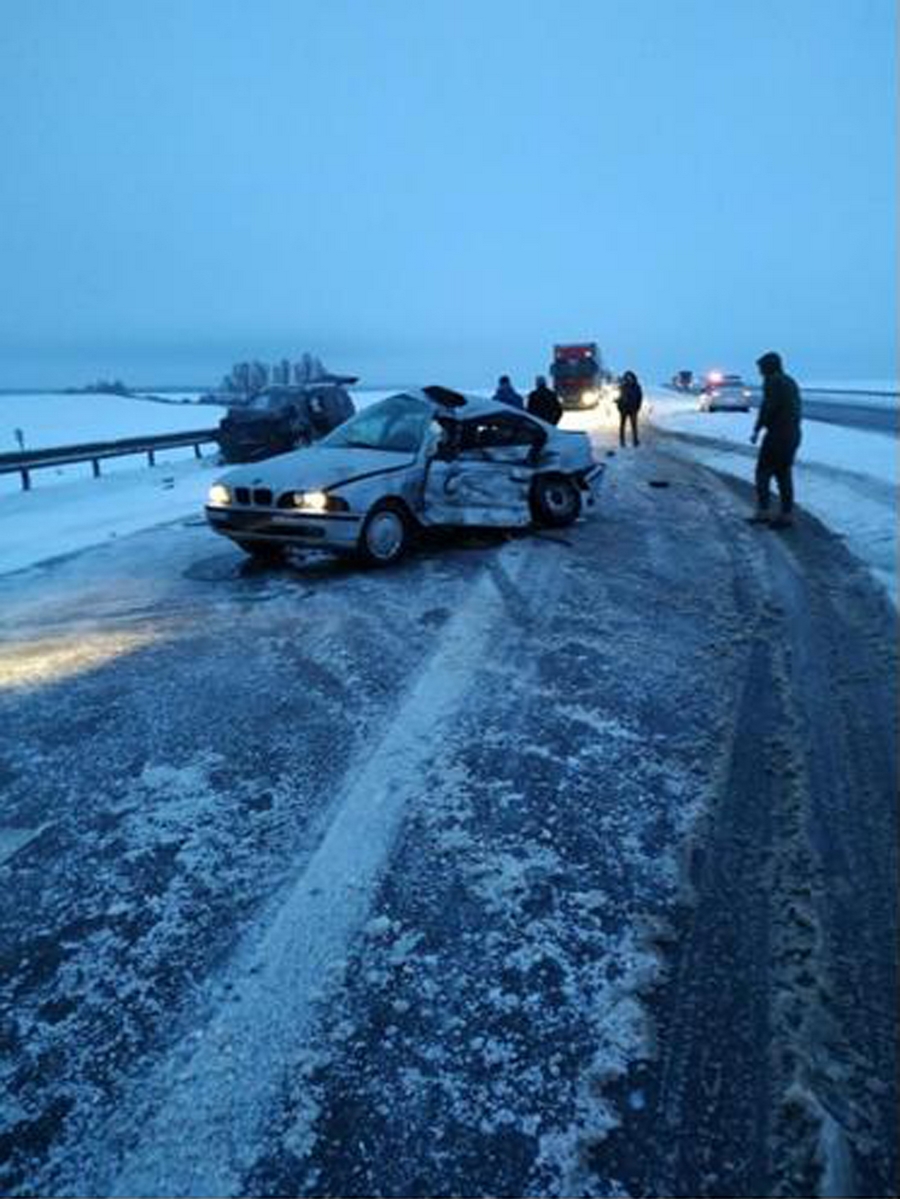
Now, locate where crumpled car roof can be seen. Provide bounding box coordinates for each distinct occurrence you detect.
[402,386,531,424]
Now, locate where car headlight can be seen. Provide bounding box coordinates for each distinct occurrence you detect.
[208,483,231,506]
[293,490,329,512]
[287,490,349,513]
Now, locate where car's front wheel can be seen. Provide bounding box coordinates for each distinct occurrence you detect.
[530,474,582,527]
[358,502,412,566]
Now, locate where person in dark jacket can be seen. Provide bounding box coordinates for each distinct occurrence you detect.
[527,375,563,425]
[493,375,524,409]
[616,370,643,446]
[749,351,802,528]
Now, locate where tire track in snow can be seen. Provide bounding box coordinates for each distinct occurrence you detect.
[64,537,565,1198]
[596,471,898,1197]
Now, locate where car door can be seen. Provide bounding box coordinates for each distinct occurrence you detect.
[422,413,543,527]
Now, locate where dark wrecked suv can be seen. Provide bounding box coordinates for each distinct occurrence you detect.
[215,384,356,464]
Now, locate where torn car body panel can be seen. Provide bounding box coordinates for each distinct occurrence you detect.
[423,458,532,527]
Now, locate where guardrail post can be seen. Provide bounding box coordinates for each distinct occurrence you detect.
[92,459,101,478]
[194,443,202,459]
[22,467,30,491]
[148,448,156,466]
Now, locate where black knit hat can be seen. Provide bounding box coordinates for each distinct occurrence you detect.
[756,351,783,375]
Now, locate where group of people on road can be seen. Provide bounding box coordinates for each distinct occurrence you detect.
[492,374,563,426]
[491,370,645,449]
[491,350,803,529]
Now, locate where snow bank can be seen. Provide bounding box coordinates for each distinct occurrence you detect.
[0,457,221,575]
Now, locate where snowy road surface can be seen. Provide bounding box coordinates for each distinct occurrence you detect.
[0,428,897,1196]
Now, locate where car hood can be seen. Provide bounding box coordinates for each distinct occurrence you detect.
[217,444,416,492]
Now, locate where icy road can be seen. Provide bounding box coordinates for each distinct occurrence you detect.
[0,433,897,1197]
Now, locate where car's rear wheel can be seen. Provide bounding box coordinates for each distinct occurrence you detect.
[359,502,412,566]
[234,539,286,564]
[530,474,582,527]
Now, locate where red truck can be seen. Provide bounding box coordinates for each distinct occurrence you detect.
[550,343,603,409]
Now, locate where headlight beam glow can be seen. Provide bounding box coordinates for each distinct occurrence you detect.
[293,490,329,512]
[208,484,231,506]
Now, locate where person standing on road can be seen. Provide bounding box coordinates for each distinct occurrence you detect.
[616,370,643,446]
[493,375,524,409]
[527,375,563,425]
[749,351,802,529]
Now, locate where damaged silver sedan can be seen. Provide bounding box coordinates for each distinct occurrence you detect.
[205,386,604,565]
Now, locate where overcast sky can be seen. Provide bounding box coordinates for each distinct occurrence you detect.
[1,0,896,388]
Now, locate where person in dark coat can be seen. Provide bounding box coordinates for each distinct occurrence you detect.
[616,370,643,446]
[527,375,563,425]
[493,375,524,409]
[749,351,802,528]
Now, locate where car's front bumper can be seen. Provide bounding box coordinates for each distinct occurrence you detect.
[205,505,362,550]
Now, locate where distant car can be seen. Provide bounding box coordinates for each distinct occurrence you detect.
[699,372,753,412]
[205,386,604,565]
[671,369,695,391]
[215,384,355,463]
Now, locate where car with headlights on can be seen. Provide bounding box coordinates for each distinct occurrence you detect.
[699,372,753,412]
[205,386,604,565]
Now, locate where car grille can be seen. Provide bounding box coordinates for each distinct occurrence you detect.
[232,486,274,507]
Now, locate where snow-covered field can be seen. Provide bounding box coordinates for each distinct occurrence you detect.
[0,391,224,453]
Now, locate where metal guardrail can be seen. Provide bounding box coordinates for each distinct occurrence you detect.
[0,428,219,491]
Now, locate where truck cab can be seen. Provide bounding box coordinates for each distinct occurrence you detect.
[550,343,602,410]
